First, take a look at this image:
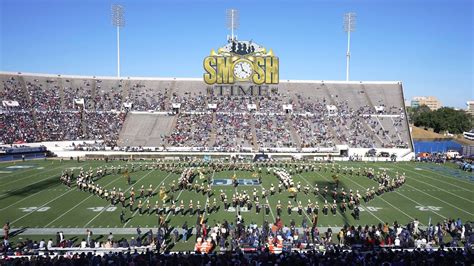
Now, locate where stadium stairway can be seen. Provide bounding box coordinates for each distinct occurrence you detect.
[90,79,97,110]
[287,114,302,151]
[362,120,385,147]
[80,111,87,138]
[208,112,217,147]
[121,79,131,107]
[250,114,259,151]
[58,77,66,110]
[18,75,40,130]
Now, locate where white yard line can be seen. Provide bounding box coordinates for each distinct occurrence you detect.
[0,165,93,211]
[406,163,474,186]
[10,188,76,224]
[45,173,125,227]
[0,165,50,180]
[333,167,444,222]
[394,191,446,219]
[0,164,87,197]
[383,165,473,216]
[329,170,418,222]
[402,183,473,216]
[0,162,86,186]
[259,183,276,221]
[163,190,185,223]
[85,169,162,228]
[122,171,173,228]
[305,172,384,224]
[395,165,473,193]
[198,171,215,223]
[395,168,474,204]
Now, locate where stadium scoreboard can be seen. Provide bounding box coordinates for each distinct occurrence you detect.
[203,40,279,85]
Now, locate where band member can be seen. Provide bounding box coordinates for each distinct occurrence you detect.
[180,200,185,215]
[264,203,270,215]
[170,201,176,215]
[276,200,282,216]
[129,197,135,211]
[223,196,229,210]
[340,199,347,213]
[138,200,143,215]
[130,188,135,200]
[212,198,218,212]
[331,200,337,216]
[148,185,153,197]
[154,200,160,215]
[306,199,313,215]
[188,200,193,215]
[353,205,360,220]
[196,201,201,215]
[323,200,328,215]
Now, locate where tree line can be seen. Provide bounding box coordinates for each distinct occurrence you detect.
[407,105,472,134]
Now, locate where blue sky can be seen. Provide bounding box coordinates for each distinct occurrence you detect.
[0,0,472,108]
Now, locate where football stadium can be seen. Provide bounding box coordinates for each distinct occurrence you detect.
[1,1,473,265]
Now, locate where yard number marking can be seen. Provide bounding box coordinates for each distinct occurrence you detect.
[415,206,442,211]
[359,206,382,212]
[87,207,117,212]
[19,207,50,212]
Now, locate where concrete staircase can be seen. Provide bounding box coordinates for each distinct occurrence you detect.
[208,112,217,147]
[89,79,97,110]
[250,115,259,151]
[287,114,302,150]
[121,79,131,110]
[57,77,66,110]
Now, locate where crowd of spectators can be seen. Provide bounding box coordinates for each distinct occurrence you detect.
[1,76,125,145]
[164,113,212,148]
[126,82,168,111]
[35,111,82,141]
[214,113,252,150]
[254,114,294,149]
[1,217,472,264]
[1,248,472,265]
[1,74,411,150]
[0,111,37,144]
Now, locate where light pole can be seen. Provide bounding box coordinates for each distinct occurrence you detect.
[344,12,356,81]
[226,9,239,41]
[112,4,125,78]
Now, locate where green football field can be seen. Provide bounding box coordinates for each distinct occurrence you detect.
[0,159,472,248]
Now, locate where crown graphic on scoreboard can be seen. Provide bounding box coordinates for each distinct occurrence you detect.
[203,40,279,85]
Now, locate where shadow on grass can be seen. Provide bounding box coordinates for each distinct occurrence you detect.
[0,176,60,201]
[9,227,29,238]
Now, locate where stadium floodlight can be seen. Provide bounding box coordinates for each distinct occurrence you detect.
[344,12,356,81]
[226,9,239,41]
[112,4,125,78]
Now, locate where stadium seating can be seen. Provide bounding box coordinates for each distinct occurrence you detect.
[0,73,412,151]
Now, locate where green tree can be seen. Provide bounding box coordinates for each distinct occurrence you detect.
[412,106,472,134]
